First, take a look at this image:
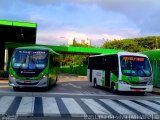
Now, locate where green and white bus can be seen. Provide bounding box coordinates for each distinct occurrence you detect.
[87,52,153,94]
[9,46,60,91]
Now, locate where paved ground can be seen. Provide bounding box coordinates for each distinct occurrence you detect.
[0,74,160,120]
[0,73,159,95]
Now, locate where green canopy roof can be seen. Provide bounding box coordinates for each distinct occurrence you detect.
[5,42,123,55]
[0,20,37,28]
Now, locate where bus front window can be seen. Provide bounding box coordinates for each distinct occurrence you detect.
[120,56,151,77]
[12,50,48,70]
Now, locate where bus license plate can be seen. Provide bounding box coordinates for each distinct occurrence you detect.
[133,89,141,92]
[24,80,31,83]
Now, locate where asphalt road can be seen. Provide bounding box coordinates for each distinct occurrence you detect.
[0,74,160,120]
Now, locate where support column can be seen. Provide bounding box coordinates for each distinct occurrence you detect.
[4,48,8,71]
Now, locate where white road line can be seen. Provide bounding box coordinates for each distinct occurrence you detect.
[100,99,135,115]
[0,96,15,114]
[119,100,156,115]
[62,98,86,117]
[42,97,60,116]
[137,100,160,111]
[153,100,160,103]
[34,92,117,96]
[16,97,35,115]
[81,98,111,114]
[61,83,81,88]
[146,96,160,99]
[0,91,118,96]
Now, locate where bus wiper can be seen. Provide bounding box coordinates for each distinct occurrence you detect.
[28,59,37,69]
[135,66,147,76]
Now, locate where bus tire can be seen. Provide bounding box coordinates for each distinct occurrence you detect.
[138,92,145,96]
[13,87,19,91]
[111,82,116,94]
[94,78,97,88]
[45,79,50,90]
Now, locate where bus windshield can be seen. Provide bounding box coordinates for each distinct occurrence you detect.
[12,50,48,70]
[120,56,151,77]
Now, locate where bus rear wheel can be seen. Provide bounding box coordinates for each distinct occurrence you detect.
[111,83,117,94]
[137,92,145,95]
[13,87,19,91]
[93,79,97,88]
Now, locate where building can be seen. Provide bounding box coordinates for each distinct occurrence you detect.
[68,37,91,46]
[0,20,37,71]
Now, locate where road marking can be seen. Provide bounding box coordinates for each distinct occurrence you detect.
[55,97,71,118]
[1,95,160,117]
[146,96,160,99]
[94,99,119,115]
[100,99,135,115]
[62,98,86,117]
[34,97,43,116]
[119,100,156,114]
[33,92,116,96]
[113,100,142,115]
[61,83,81,89]
[137,100,160,111]
[153,100,160,103]
[0,96,15,114]
[6,96,22,115]
[81,98,111,114]
[16,97,35,115]
[0,85,10,88]
[42,97,60,116]
[74,98,95,115]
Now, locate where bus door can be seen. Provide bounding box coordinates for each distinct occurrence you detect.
[90,69,92,82]
[105,69,110,87]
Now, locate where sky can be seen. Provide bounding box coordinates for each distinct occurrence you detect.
[0,0,160,46]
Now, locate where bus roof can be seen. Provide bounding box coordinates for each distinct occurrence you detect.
[15,46,59,55]
[89,51,148,58]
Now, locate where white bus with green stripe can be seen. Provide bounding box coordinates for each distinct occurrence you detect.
[87,52,153,94]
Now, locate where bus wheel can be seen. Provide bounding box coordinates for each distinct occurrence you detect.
[138,92,145,96]
[45,80,50,90]
[111,83,116,93]
[94,78,97,88]
[13,87,19,91]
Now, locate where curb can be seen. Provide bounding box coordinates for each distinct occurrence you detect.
[0,78,8,80]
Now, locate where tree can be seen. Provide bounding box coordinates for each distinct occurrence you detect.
[101,36,160,52]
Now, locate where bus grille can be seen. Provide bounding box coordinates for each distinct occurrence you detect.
[130,81,148,86]
[16,81,39,85]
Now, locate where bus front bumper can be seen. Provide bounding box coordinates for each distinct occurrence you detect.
[9,75,49,88]
[118,83,153,92]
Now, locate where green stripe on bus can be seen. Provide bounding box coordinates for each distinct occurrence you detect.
[122,75,139,83]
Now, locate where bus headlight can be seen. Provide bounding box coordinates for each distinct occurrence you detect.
[10,74,16,80]
[119,80,128,84]
[43,75,47,78]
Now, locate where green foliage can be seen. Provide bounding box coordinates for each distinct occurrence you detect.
[101,36,160,52]
[60,43,93,67]
[60,65,87,75]
[0,70,8,78]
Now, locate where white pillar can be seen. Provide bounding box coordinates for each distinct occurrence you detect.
[4,48,8,71]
